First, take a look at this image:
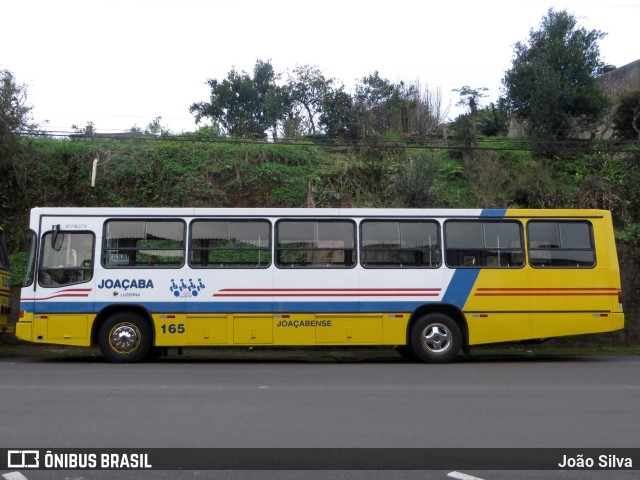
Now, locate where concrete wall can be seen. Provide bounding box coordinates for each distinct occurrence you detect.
[598,59,640,98]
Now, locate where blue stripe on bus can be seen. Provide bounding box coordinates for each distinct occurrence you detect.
[441,269,480,309]
[440,208,507,309]
[480,208,507,217]
[26,300,435,315]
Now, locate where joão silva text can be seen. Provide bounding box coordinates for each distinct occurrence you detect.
[558,454,632,469]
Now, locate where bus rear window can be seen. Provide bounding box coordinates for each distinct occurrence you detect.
[527,221,595,268]
[103,220,185,268]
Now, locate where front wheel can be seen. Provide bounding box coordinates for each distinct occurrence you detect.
[410,313,462,363]
[99,312,152,363]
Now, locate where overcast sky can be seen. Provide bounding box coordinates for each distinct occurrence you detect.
[3,0,638,134]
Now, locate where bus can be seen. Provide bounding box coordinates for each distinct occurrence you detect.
[16,207,624,363]
[0,227,14,334]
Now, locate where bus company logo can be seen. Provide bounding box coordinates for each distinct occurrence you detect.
[97,278,155,290]
[170,278,205,298]
[8,449,40,468]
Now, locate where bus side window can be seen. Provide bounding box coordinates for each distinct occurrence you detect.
[360,220,441,269]
[103,220,185,268]
[276,220,356,269]
[189,219,271,269]
[444,220,524,268]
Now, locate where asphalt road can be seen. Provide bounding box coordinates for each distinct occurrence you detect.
[0,349,638,480]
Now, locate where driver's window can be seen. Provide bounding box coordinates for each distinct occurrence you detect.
[39,232,95,287]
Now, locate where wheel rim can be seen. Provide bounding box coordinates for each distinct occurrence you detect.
[108,322,141,354]
[421,323,452,354]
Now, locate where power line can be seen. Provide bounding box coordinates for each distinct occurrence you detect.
[14,130,640,154]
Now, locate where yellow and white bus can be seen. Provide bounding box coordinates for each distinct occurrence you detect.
[16,207,624,363]
[0,227,13,334]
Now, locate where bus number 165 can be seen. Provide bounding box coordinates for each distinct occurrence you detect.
[161,324,185,334]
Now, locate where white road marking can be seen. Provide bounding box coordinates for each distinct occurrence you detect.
[2,472,29,480]
[448,472,485,480]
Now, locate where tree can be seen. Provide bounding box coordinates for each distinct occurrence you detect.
[452,86,488,146]
[478,99,509,137]
[190,60,288,140]
[0,70,33,165]
[353,72,400,138]
[502,9,610,146]
[0,70,34,211]
[285,65,334,135]
[319,87,357,139]
[396,81,448,137]
[451,98,509,140]
[612,88,640,140]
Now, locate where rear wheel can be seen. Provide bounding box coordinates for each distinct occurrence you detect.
[99,312,152,363]
[410,313,462,363]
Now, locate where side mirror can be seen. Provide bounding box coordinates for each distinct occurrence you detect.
[51,225,64,251]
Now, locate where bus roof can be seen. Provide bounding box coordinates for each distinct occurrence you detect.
[29,207,609,219]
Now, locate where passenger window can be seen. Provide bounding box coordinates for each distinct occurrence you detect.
[276,220,356,268]
[445,221,524,268]
[528,221,595,268]
[190,220,271,268]
[40,232,95,287]
[361,220,441,268]
[102,220,185,268]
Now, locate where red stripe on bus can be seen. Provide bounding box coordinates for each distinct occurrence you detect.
[476,287,618,291]
[214,293,441,297]
[218,288,442,292]
[475,287,619,297]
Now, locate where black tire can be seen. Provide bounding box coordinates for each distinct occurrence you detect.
[98,312,152,363]
[394,345,419,362]
[410,313,462,363]
[144,346,164,361]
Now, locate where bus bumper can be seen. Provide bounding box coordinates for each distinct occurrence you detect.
[613,312,624,331]
[15,320,32,341]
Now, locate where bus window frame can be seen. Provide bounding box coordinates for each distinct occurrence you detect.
[444,219,526,269]
[188,218,272,269]
[38,230,96,288]
[359,219,442,269]
[526,220,597,269]
[102,218,186,269]
[275,218,357,269]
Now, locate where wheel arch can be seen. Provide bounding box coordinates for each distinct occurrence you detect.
[406,303,469,353]
[91,304,155,347]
